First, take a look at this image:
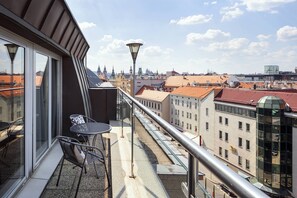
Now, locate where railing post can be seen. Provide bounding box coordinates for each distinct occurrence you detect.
[120,92,124,138]
[130,102,135,178]
[188,153,195,198]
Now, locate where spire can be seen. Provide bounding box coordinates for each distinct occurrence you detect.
[97,65,102,75]
[111,66,115,79]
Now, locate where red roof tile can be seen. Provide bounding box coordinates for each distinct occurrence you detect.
[215,88,297,112]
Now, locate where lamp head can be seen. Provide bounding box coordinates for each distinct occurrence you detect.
[126,42,143,63]
[5,43,19,62]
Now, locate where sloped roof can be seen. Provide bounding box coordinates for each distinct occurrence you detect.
[215,88,297,112]
[165,75,228,87]
[171,86,216,99]
[135,90,169,102]
[135,85,155,95]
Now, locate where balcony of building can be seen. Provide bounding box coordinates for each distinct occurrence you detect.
[14,88,269,198]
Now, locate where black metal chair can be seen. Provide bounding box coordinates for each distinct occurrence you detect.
[69,114,106,150]
[56,136,110,198]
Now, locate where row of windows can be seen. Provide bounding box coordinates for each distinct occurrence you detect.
[172,110,198,121]
[171,98,198,109]
[219,116,251,132]
[171,118,198,132]
[139,99,161,110]
[215,104,256,118]
[219,131,250,150]
[219,147,250,170]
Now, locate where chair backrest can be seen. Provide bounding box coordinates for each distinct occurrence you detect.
[69,114,86,126]
[57,136,87,167]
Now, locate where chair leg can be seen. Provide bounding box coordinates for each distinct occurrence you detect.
[101,134,105,150]
[75,167,84,198]
[93,161,99,179]
[56,158,64,186]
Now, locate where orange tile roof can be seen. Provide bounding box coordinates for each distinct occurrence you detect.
[171,86,217,99]
[135,90,169,102]
[165,75,228,87]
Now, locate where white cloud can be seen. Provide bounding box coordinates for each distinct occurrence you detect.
[101,35,113,42]
[186,29,230,44]
[244,41,269,55]
[221,3,244,21]
[257,34,271,40]
[143,46,173,57]
[78,22,96,30]
[243,0,296,12]
[205,38,249,51]
[99,38,144,54]
[204,1,217,6]
[170,14,212,25]
[277,25,297,41]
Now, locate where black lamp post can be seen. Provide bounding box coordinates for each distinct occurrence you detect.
[126,42,142,178]
[5,43,19,121]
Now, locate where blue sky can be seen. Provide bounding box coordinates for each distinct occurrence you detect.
[66,0,297,74]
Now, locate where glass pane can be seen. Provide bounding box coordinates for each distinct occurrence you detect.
[0,39,25,196]
[35,53,49,159]
[51,59,59,141]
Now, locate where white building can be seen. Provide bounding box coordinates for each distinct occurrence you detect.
[135,89,170,124]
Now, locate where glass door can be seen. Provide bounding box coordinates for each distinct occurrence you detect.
[35,53,49,160]
[0,39,25,197]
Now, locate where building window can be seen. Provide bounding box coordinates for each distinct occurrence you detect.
[187,123,189,129]
[190,124,192,130]
[246,123,250,132]
[171,99,173,104]
[182,101,184,106]
[239,137,242,147]
[195,114,197,121]
[225,149,228,159]
[225,118,228,125]
[219,116,222,124]
[206,122,209,130]
[246,159,250,170]
[195,126,197,132]
[225,132,228,142]
[182,111,184,117]
[189,113,191,119]
[219,131,222,139]
[158,104,160,110]
[238,156,242,166]
[219,147,222,156]
[246,140,250,150]
[195,103,197,109]
[186,112,188,118]
[238,121,242,130]
[206,108,208,116]
[182,122,184,127]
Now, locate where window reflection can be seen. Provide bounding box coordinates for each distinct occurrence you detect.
[35,53,49,159]
[0,39,25,196]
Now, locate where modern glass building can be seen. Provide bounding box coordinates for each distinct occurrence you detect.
[257,96,292,196]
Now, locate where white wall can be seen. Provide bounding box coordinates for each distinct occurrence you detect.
[214,105,257,177]
[293,126,297,197]
[199,91,215,154]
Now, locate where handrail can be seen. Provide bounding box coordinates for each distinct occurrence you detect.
[118,88,269,198]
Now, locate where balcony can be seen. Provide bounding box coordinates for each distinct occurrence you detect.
[20,88,268,198]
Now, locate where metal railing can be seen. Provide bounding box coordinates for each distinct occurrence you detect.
[118,88,269,198]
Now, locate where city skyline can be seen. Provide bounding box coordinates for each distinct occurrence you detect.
[66,0,297,74]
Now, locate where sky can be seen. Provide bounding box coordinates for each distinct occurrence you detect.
[65,0,297,75]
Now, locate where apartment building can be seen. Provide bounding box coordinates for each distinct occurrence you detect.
[170,87,215,137]
[214,88,297,197]
[135,89,170,124]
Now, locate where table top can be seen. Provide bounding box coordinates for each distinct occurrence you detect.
[70,122,112,136]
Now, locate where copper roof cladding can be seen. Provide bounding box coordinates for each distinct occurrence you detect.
[165,75,229,88]
[0,0,89,59]
[135,89,170,102]
[215,88,297,112]
[171,86,216,99]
